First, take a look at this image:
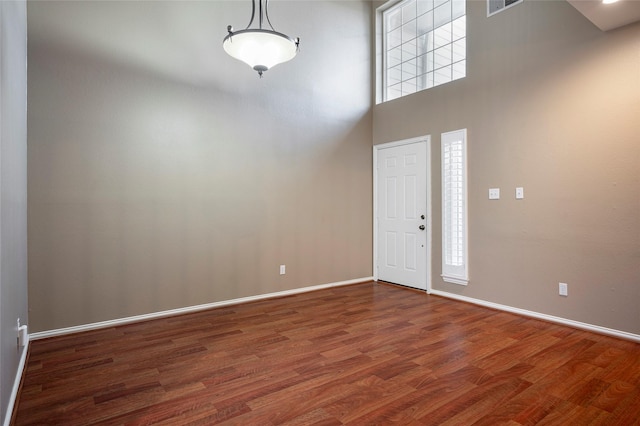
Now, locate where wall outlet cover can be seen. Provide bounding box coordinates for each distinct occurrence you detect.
[559,282,568,296]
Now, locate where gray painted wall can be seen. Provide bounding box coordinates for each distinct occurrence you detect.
[373,1,640,334]
[23,0,640,340]
[27,1,373,332]
[0,0,28,421]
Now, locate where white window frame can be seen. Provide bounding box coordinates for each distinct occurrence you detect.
[441,128,468,285]
[376,0,467,104]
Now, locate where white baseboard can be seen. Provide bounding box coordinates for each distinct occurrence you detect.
[30,277,374,341]
[3,343,29,426]
[429,289,640,343]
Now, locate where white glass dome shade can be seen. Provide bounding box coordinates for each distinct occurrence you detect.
[223,29,298,75]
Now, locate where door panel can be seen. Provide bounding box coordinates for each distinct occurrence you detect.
[376,141,427,290]
[385,231,397,267]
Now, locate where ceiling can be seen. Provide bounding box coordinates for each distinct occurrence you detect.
[567,0,640,31]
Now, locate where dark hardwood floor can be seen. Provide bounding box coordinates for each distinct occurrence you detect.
[13,282,640,425]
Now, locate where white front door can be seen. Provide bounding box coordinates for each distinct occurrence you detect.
[375,140,428,290]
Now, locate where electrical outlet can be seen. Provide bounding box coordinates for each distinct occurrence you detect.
[280,265,286,275]
[559,282,568,297]
[489,188,500,200]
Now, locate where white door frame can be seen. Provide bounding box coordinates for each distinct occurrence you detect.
[373,136,432,293]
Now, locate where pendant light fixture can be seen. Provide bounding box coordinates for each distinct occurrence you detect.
[223,0,300,77]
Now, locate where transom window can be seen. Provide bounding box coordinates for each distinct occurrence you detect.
[382,0,466,102]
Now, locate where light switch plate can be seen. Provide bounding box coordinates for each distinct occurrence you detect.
[516,187,524,199]
[489,188,500,200]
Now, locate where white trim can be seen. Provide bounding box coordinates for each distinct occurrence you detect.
[441,275,468,286]
[430,289,640,343]
[375,1,394,104]
[373,136,432,293]
[29,277,374,340]
[3,344,29,426]
[425,142,433,295]
[375,0,407,104]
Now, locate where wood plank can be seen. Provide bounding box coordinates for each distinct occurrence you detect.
[13,282,640,425]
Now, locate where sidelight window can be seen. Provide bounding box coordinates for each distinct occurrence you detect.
[441,128,468,285]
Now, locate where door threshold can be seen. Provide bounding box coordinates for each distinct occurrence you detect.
[377,280,427,293]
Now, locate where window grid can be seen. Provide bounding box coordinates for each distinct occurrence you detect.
[443,141,464,266]
[384,0,466,102]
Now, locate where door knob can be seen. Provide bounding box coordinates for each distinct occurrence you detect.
[421,214,425,219]
[419,225,425,230]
